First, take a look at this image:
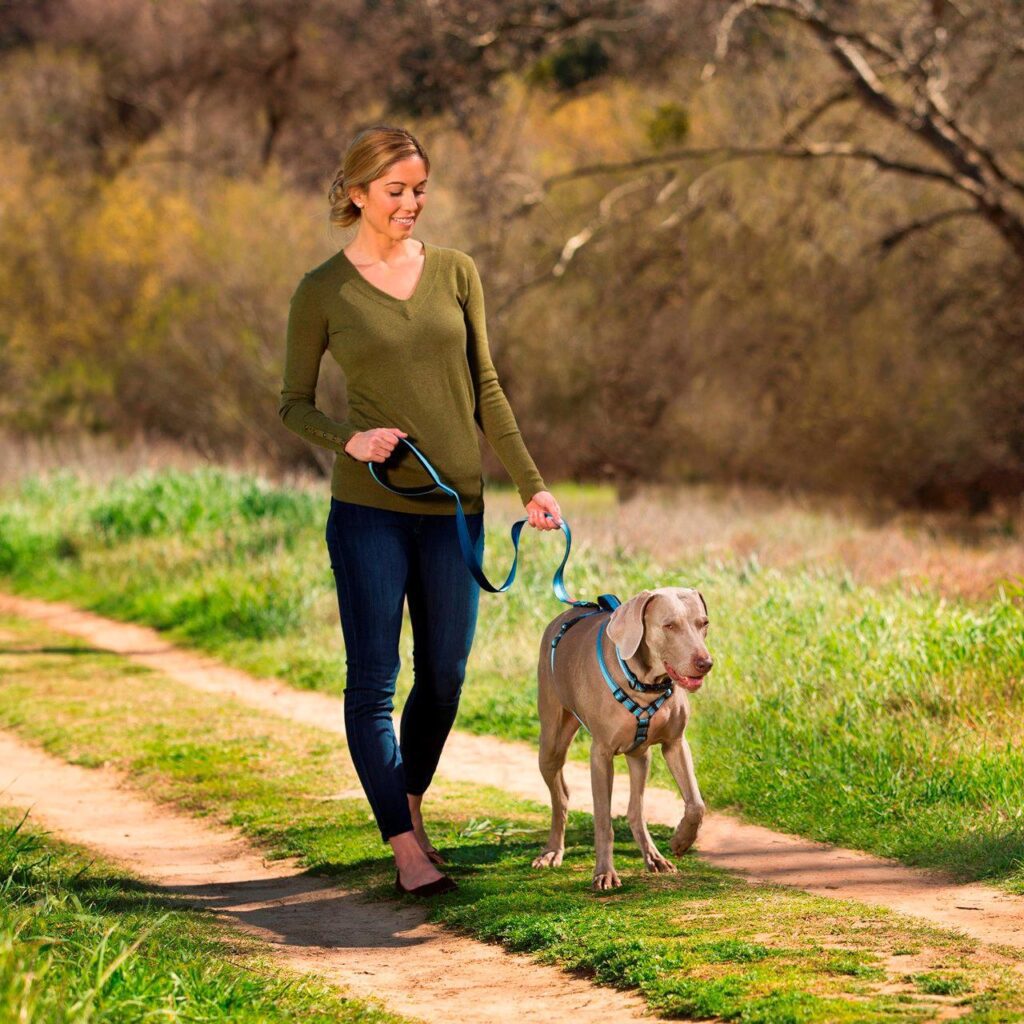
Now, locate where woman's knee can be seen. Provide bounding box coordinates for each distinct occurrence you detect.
[408,657,467,707]
[343,657,402,715]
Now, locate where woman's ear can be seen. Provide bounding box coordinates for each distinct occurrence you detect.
[606,590,655,660]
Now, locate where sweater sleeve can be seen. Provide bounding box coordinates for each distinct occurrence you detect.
[462,255,547,505]
[278,273,361,456]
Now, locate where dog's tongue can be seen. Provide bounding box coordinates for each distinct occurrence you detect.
[664,663,703,691]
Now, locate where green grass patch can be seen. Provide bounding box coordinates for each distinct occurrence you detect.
[912,971,971,996]
[1,615,1023,1023]
[3,467,1024,890]
[0,806,406,1024]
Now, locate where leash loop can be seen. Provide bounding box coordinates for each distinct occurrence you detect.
[368,436,594,604]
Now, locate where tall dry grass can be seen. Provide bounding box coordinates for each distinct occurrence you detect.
[4,430,1022,601]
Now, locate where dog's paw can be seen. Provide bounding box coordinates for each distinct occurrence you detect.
[531,849,564,869]
[592,869,622,890]
[669,832,698,856]
[645,853,677,874]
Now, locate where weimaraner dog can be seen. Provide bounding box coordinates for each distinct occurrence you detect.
[532,587,712,889]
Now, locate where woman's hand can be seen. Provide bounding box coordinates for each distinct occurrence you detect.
[344,427,408,463]
[525,490,562,530]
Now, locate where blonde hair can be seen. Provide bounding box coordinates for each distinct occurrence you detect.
[328,124,430,228]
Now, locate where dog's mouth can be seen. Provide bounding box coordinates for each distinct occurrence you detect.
[664,662,704,691]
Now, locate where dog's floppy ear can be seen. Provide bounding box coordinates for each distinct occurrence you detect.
[607,590,655,660]
[696,589,708,616]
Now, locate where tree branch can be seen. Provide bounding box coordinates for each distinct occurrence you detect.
[700,0,1024,259]
[873,205,980,254]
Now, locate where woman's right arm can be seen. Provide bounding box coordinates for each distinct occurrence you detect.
[278,273,407,464]
[278,273,361,455]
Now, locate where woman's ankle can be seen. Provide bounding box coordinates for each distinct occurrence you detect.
[390,836,443,887]
[390,830,438,870]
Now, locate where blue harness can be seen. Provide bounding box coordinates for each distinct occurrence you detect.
[548,597,674,753]
[368,437,674,751]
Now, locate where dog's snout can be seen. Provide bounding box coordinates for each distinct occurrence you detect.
[694,655,713,674]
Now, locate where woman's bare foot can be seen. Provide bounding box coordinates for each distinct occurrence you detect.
[408,793,446,865]
[390,830,444,890]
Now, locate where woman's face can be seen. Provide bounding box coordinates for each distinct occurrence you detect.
[353,155,428,238]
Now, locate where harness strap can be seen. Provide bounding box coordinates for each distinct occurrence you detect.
[550,609,674,753]
[549,610,603,672]
[596,620,673,752]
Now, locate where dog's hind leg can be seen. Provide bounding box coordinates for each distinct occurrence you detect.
[531,706,580,869]
[663,736,706,855]
[626,747,677,873]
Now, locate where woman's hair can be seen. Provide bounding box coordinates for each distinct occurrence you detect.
[328,124,430,228]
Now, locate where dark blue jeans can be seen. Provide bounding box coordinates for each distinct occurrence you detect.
[325,497,484,842]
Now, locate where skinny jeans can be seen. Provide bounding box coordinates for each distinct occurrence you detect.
[324,497,484,842]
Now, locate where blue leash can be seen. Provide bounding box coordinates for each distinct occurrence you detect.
[369,436,604,607]
[368,437,671,749]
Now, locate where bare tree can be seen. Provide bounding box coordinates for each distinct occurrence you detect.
[511,0,1024,277]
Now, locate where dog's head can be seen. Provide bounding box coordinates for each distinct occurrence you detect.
[606,587,712,692]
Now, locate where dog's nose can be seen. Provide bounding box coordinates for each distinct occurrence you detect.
[694,655,713,674]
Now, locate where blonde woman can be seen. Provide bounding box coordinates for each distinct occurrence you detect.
[279,124,562,895]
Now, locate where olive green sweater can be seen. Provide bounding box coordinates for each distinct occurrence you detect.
[278,241,546,515]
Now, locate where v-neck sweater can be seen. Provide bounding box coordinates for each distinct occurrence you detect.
[278,241,547,515]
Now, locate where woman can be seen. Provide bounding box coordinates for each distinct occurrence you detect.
[279,124,562,896]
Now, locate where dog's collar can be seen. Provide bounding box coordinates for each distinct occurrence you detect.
[549,608,672,694]
[613,644,673,693]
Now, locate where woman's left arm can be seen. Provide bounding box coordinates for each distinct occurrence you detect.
[463,254,561,530]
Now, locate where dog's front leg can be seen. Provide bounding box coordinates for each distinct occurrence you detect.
[590,742,620,889]
[663,736,706,855]
[626,748,677,873]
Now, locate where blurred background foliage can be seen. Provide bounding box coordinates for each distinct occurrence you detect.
[1,0,1022,512]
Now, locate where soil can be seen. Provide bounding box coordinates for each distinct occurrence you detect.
[0,729,661,1024]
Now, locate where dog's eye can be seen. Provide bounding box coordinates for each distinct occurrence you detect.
[663,622,676,631]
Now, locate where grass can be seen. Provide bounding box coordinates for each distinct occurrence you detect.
[0,806,406,1024]
[2,614,1024,1022]
[2,466,1024,893]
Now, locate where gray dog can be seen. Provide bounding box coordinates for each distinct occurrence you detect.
[532,587,713,889]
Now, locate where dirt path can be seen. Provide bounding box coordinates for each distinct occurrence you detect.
[0,730,662,1024]
[4,591,1024,949]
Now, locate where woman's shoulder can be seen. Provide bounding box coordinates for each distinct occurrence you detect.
[425,244,481,301]
[288,249,355,310]
[302,247,353,285]
[424,242,476,272]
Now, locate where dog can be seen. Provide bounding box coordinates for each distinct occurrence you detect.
[532,587,712,889]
